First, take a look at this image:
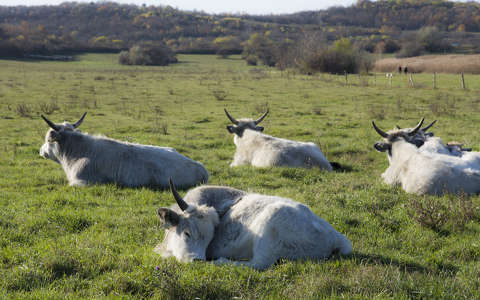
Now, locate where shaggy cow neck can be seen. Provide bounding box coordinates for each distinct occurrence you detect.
[389,138,419,165]
[58,131,96,164]
[233,129,267,147]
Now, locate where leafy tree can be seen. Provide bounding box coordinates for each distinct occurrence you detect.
[213,35,241,58]
[416,26,451,53]
[242,33,276,66]
[297,37,371,74]
[118,42,177,66]
[396,40,424,58]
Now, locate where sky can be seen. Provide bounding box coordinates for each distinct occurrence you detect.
[0,0,358,15]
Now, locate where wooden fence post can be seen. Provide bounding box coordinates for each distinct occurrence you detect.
[373,73,376,86]
[433,72,437,89]
[409,73,414,88]
[461,72,466,89]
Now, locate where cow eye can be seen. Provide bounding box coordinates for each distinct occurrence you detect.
[184,231,191,238]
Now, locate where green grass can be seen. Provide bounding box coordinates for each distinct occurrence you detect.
[1,53,480,298]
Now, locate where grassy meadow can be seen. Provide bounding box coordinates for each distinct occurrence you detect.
[1,53,480,299]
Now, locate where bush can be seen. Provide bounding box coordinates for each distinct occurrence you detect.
[409,193,478,232]
[118,51,130,65]
[396,41,424,58]
[242,33,276,67]
[118,42,177,66]
[375,39,400,54]
[297,38,371,74]
[245,55,257,66]
[213,36,241,58]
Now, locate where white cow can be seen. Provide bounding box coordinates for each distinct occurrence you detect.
[39,113,209,188]
[224,109,333,170]
[395,119,476,157]
[373,119,480,195]
[155,179,352,270]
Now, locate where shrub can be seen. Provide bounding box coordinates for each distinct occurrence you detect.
[409,193,478,232]
[118,51,130,65]
[38,101,60,115]
[396,40,424,58]
[245,55,257,66]
[375,39,400,54]
[118,42,177,66]
[213,36,241,58]
[242,33,276,67]
[297,38,371,74]
[15,103,31,117]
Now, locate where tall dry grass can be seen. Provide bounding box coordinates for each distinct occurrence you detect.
[375,54,480,74]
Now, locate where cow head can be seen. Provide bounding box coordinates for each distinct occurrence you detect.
[372,118,437,155]
[39,112,87,163]
[224,108,269,137]
[394,119,436,146]
[157,179,219,262]
[372,118,425,160]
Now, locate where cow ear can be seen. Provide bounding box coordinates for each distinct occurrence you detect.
[158,208,180,228]
[226,125,236,134]
[227,125,244,136]
[48,130,62,143]
[374,142,390,152]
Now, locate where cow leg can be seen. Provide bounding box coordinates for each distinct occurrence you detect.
[213,236,279,270]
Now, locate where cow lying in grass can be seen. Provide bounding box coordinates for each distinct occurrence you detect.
[40,113,209,188]
[394,119,472,156]
[224,109,333,170]
[373,119,480,195]
[155,179,352,270]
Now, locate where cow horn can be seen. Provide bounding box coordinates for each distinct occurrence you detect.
[224,109,239,125]
[395,125,401,129]
[73,112,87,128]
[372,121,389,138]
[421,120,436,132]
[408,118,425,136]
[169,178,189,211]
[254,109,269,125]
[41,115,60,131]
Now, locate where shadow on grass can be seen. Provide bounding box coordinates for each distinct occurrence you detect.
[349,252,458,276]
[330,161,354,173]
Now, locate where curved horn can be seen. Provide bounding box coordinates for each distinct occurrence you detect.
[408,118,425,136]
[372,121,389,138]
[421,120,436,132]
[73,112,87,128]
[224,109,239,125]
[395,125,401,129]
[41,115,60,131]
[169,178,188,211]
[254,109,269,125]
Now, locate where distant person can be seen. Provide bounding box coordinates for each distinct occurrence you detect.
[404,66,408,74]
[398,66,402,73]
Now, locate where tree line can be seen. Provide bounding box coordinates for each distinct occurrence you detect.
[2,0,480,71]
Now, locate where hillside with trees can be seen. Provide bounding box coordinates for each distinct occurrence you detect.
[2,0,480,63]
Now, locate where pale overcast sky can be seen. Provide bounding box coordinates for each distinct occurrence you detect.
[0,0,358,14]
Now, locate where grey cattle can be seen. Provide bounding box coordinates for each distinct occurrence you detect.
[155,179,352,270]
[392,119,455,157]
[40,113,208,188]
[373,119,480,195]
[224,109,333,170]
[395,119,472,156]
